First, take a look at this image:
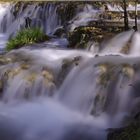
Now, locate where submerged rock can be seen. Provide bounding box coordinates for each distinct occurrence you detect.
[53,27,66,38]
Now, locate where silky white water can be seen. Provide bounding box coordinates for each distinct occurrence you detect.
[0,2,140,140]
[0,44,139,140]
[0,3,10,50]
[0,2,61,37]
[68,4,101,31]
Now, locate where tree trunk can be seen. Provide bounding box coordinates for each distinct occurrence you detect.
[123,0,129,31]
[134,0,138,31]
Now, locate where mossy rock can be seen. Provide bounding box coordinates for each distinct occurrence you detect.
[120,43,131,54]
[42,69,54,82]
[68,26,102,49]
[0,56,12,65]
[96,63,116,87]
[6,28,49,51]
[20,63,29,70]
[121,64,135,78]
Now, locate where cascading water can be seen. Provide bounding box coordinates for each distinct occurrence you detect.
[0,3,11,32]
[0,2,61,37]
[0,37,140,139]
[68,4,102,31]
[100,30,135,55]
[0,2,64,51]
[44,3,61,34]
[0,1,140,140]
[0,3,10,50]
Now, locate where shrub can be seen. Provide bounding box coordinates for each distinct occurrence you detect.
[6,28,49,51]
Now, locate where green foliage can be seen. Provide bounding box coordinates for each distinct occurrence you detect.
[6,28,48,51]
[108,123,140,140]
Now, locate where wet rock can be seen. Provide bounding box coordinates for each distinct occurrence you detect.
[57,3,77,25]
[120,43,131,54]
[0,81,3,97]
[120,35,134,55]
[57,56,82,87]
[0,55,12,65]
[0,66,22,84]
[121,64,134,78]
[68,26,102,49]
[53,27,66,38]
[42,70,54,82]
[21,69,56,98]
[91,92,106,116]
[26,73,37,84]
[20,63,29,70]
[96,63,115,87]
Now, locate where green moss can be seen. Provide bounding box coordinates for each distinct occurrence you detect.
[6,28,49,51]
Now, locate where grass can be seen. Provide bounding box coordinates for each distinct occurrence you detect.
[6,28,49,51]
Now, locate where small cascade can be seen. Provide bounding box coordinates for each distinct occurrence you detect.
[44,3,61,34]
[0,2,64,51]
[99,30,135,55]
[0,2,61,37]
[0,3,11,50]
[68,4,101,31]
[0,46,139,140]
[87,30,140,56]
[56,54,137,120]
[0,3,11,33]
[129,32,140,56]
[0,48,93,102]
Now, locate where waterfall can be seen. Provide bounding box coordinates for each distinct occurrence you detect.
[0,3,11,50]
[44,3,61,34]
[0,43,139,139]
[129,32,140,55]
[68,4,101,31]
[0,1,140,140]
[0,2,62,51]
[0,3,11,32]
[99,30,135,55]
[0,2,61,37]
